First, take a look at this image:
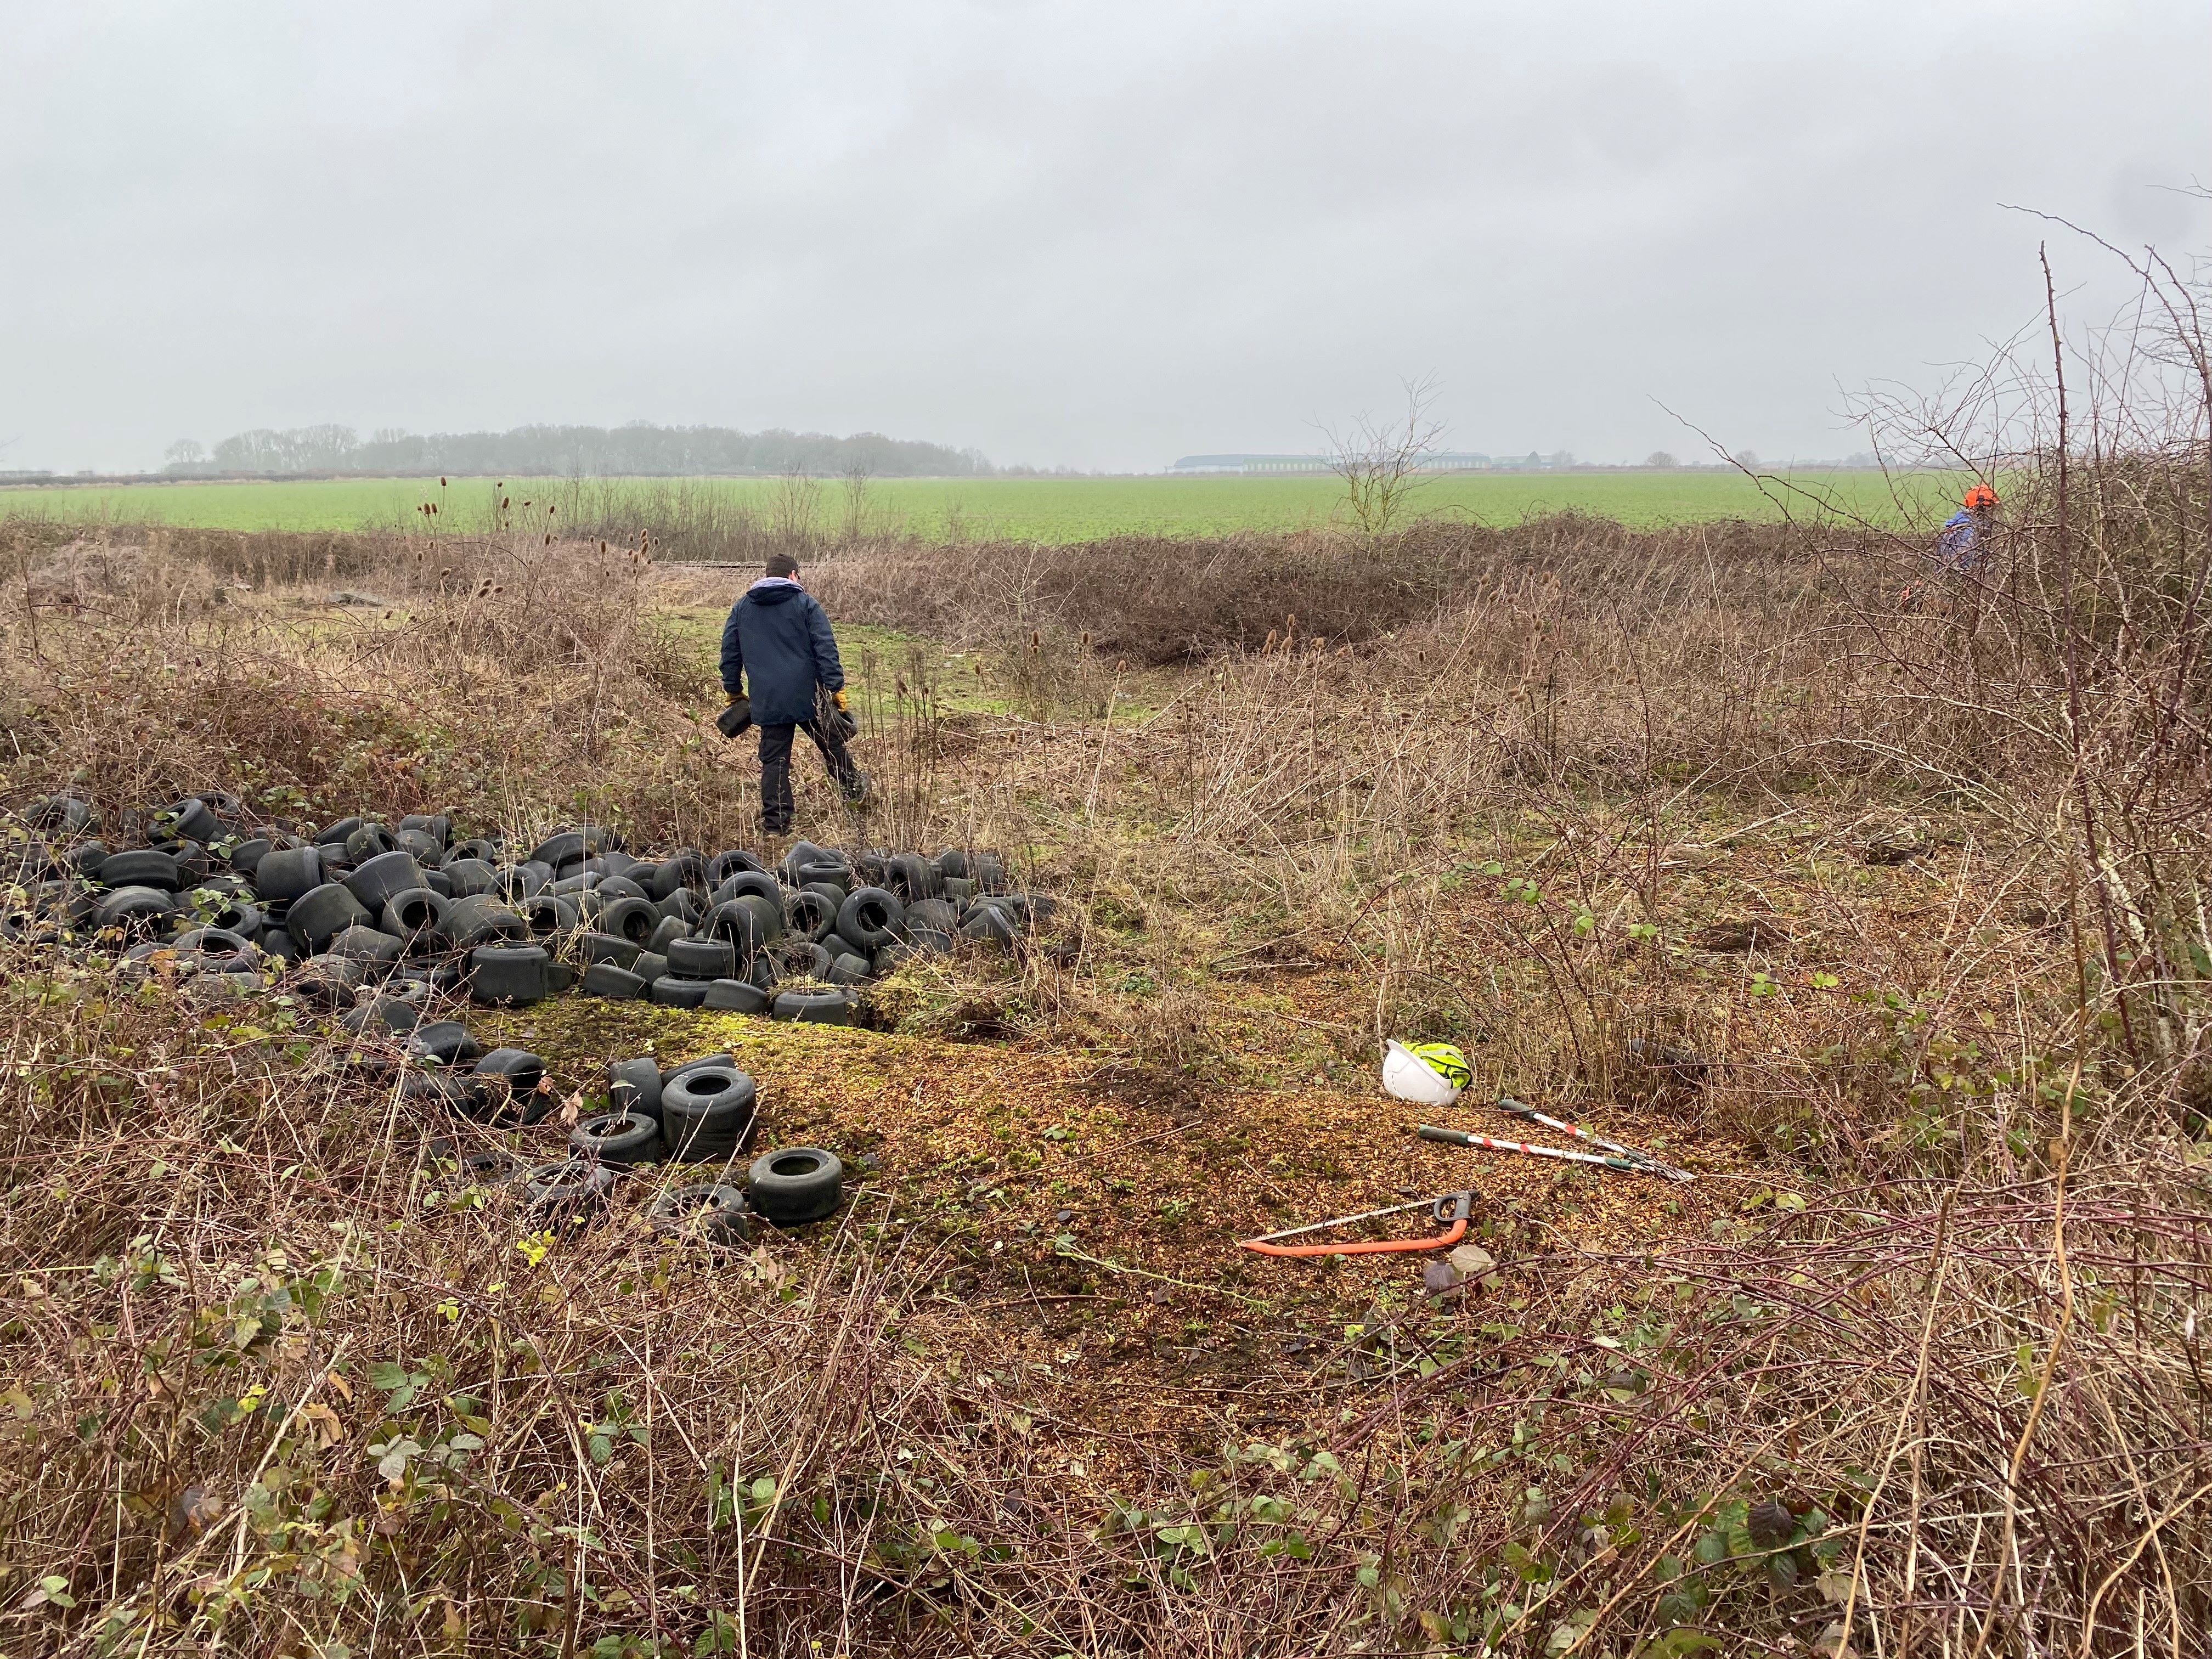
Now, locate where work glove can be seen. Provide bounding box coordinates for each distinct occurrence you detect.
[832,689,849,711]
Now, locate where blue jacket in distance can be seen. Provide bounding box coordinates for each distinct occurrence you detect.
[719,578,845,726]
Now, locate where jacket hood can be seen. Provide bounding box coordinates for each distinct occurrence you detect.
[745,576,805,606]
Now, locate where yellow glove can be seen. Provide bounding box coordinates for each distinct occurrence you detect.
[832,689,848,711]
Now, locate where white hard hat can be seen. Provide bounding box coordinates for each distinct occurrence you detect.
[1382,1039,1464,1107]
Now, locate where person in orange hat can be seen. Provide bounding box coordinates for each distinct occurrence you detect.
[1937,483,1999,574]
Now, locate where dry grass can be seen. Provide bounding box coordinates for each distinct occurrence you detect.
[2,425,2209,1654]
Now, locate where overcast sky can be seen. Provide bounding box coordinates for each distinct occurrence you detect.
[3,1,2206,473]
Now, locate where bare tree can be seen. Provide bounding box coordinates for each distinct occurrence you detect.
[768,465,822,551]
[839,459,872,545]
[1645,450,1678,469]
[1322,374,1446,538]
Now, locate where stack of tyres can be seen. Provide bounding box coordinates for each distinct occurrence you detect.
[8,797,1059,1035]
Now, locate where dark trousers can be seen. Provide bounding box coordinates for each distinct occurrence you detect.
[758,719,862,831]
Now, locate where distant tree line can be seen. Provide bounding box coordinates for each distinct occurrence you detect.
[163,423,989,478]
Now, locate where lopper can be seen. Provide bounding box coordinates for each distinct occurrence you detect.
[1240,1190,1475,1258]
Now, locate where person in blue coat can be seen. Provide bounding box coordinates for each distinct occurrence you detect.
[719,553,867,833]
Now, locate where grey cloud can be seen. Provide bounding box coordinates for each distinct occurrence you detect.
[1,0,2205,473]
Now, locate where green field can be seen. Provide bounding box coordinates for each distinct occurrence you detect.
[0,467,1957,542]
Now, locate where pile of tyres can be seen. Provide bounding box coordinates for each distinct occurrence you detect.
[5,792,1052,1024]
[414,1037,844,1246]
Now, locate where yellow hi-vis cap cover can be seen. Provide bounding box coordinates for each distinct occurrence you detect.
[1404,1042,1472,1090]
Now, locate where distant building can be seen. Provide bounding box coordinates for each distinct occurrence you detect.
[1167,452,1515,475]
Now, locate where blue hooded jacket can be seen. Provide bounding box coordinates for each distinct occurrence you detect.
[719,577,845,726]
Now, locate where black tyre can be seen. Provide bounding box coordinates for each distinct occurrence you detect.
[906,926,955,957]
[702,978,772,1014]
[707,849,765,883]
[775,986,856,1024]
[419,1141,521,1187]
[836,886,905,951]
[173,926,257,972]
[657,888,704,927]
[701,899,769,957]
[571,1110,663,1167]
[608,1056,664,1121]
[172,840,215,884]
[473,1048,549,1119]
[295,953,367,1008]
[195,892,265,936]
[399,812,453,847]
[520,892,580,943]
[419,868,453,899]
[711,870,783,909]
[577,930,641,967]
[631,950,669,984]
[522,1160,616,1223]
[286,882,372,950]
[591,873,651,906]
[442,894,531,952]
[394,829,443,863]
[900,897,957,934]
[785,888,838,941]
[667,936,737,980]
[154,797,222,844]
[941,876,977,903]
[972,851,1011,893]
[648,852,707,900]
[381,888,451,950]
[492,863,549,901]
[644,913,690,956]
[884,853,939,902]
[328,923,404,967]
[661,1064,758,1162]
[960,904,1018,949]
[801,875,851,908]
[736,891,786,945]
[341,995,422,1036]
[252,845,324,905]
[581,962,648,999]
[529,830,591,872]
[778,940,836,980]
[407,1019,483,1067]
[934,847,968,879]
[342,850,427,913]
[226,837,274,876]
[648,1183,752,1248]
[314,816,365,848]
[99,849,184,891]
[662,1051,736,1086]
[343,824,400,865]
[650,975,712,1008]
[95,886,176,936]
[402,1068,480,1115]
[746,1146,844,1224]
[597,895,662,946]
[439,856,498,898]
[471,944,552,1005]
[443,838,500,867]
[26,793,95,834]
[826,951,872,985]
